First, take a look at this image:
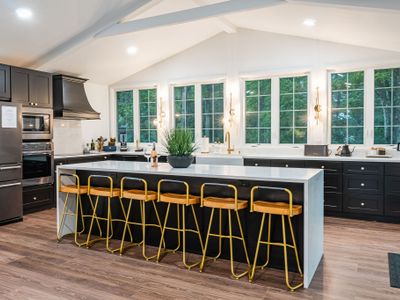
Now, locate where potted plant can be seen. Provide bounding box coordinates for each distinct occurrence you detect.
[162,129,197,168]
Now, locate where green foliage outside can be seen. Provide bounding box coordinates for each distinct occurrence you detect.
[331,71,364,144]
[139,88,158,143]
[116,90,134,142]
[279,75,308,144]
[175,85,195,142]
[201,83,224,143]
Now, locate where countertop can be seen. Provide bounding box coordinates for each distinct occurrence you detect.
[54,151,400,163]
[57,160,322,183]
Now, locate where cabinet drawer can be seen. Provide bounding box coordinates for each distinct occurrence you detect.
[0,164,22,182]
[343,193,383,215]
[244,159,271,167]
[23,185,53,206]
[270,160,304,168]
[344,175,383,193]
[304,160,342,173]
[343,162,383,175]
[325,173,342,192]
[385,163,400,177]
[385,176,400,194]
[324,192,342,212]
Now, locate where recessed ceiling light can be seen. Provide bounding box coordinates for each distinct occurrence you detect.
[303,18,316,27]
[16,8,33,20]
[126,46,138,55]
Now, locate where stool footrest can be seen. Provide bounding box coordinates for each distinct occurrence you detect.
[259,241,296,249]
[209,233,244,240]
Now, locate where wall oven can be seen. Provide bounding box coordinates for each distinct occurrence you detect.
[22,142,54,187]
[22,107,53,140]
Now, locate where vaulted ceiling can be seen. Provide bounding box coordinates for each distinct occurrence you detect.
[1,0,400,85]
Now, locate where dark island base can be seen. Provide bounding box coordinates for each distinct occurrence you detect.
[76,170,305,272]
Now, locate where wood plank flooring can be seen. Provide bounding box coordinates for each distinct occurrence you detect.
[0,209,399,299]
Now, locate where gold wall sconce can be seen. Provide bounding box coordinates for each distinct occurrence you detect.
[314,87,322,124]
[227,93,235,127]
[153,97,166,128]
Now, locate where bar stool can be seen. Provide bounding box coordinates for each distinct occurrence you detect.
[156,179,204,270]
[249,186,303,291]
[57,173,95,246]
[199,183,251,279]
[85,175,132,253]
[119,176,164,260]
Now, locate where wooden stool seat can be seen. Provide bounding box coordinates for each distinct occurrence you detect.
[89,187,120,197]
[203,196,247,210]
[122,189,157,201]
[60,184,88,194]
[253,201,302,216]
[159,193,200,205]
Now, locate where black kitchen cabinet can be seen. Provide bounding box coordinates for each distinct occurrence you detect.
[23,184,54,214]
[343,193,383,215]
[244,158,271,167]
[385,163,400,217]
[0,64,11,100]
[11,67,52,108]
[270,160,305,168]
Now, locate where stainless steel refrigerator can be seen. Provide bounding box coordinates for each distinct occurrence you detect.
[0,102,22,224]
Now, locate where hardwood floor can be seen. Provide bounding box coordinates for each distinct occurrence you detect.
[0,209,399,299]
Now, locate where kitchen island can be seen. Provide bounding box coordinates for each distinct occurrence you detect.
[56,161,323,288]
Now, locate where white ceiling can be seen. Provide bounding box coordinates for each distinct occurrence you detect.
[1,0,400,85]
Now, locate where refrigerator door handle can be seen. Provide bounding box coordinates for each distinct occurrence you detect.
[0,182,22,189]
[0,166,22,171]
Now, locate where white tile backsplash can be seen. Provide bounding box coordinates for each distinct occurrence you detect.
[53,119,85,155]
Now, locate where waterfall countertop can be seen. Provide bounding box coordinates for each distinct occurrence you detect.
[57,160,323,183]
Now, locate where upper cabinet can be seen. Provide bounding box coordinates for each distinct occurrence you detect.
[11,67,52,108]
[0,64,11,101]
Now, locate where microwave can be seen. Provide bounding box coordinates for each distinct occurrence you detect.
[22,107,53,140]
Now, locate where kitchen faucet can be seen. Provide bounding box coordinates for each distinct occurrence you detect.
[225,131,234,154]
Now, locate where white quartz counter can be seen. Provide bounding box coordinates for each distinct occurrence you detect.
[57,160,322,183]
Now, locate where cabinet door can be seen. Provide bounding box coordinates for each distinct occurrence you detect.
[23,184,53,214]
[29,71,52,108]
[343,162,383,175]
[385,163,400,177]
[324,192,342,212]
[385,176,400,217]
[11,67,29,105]
[243,159,271,167]
[343,174,384,194]
[0,64,11,100]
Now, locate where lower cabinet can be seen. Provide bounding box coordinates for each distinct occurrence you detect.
[385,175,400,217]
[324,192,342,212]
[23,184,54,214]
[343,193,384,215]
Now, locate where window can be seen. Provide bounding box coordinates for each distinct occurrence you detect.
[174,85,195,140]
[331,71,364,144]
[116,90,134,142]
[245,79,271,143]
[279,75,308,144]
[201,83,224,143]
[139,88,157,143]
[374,68,400,144]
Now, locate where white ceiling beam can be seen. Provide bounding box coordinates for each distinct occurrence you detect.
[96,0,286,38]
[192,0,237,34]
[288,0,400,11]
[29,0,155,69]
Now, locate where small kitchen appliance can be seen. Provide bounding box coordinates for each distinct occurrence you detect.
[336,144,355,157]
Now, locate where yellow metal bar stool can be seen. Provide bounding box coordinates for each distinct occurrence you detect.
[249,186,303,291]
[199,183,251,280]
[57,173,95,246]
[156,179,204,270]
[85,175,132,253]
[119,176,164,260]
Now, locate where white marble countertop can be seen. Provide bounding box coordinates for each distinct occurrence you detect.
[55,150,400,163]
[57,160,322,183]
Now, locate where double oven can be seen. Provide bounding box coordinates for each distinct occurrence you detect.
[21,107,54,187]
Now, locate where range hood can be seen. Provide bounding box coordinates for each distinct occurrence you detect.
[53,75,100,120]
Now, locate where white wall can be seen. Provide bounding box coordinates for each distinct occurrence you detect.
[111,28,400,149]
[53,82,110,155]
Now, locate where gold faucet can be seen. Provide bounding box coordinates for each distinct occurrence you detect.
[225,131,234,154]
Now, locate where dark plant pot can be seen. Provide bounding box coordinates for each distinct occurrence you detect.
[167,155,194,168]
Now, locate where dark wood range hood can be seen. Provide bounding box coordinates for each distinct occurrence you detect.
[53,74,100,120]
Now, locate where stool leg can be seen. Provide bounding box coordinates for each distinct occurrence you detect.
[282,215,303,291]
[57,192,70,241]
[199,207,215,272]
[106,197,117,253]
[86,195,100,247]
[175,203,181,253]
[88,195,102,237]
[235,210,250,268]
[74,194,86,247]
[119,198,133,243]
[261,213,272,269]
[77,194,85,235]
[192,205,204,252]
[215,208,222,260]
[119,199,133,255]
[152,201,165,249]
[141,200,158,260]
[156,202,171,262]
[249,212,266,282]
[228,210,249,279]
[288,216,303,277]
